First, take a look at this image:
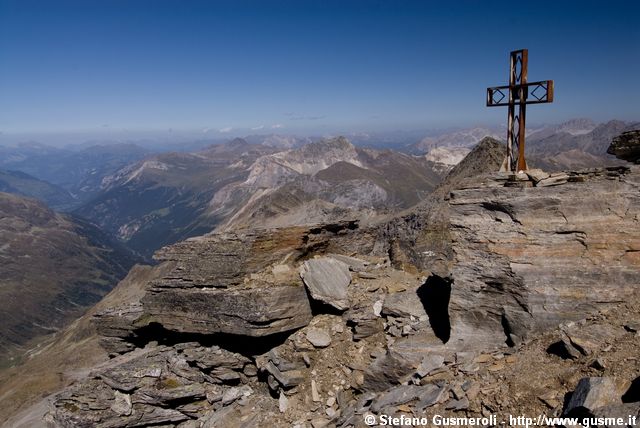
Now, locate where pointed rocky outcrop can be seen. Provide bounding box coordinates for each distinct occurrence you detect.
[608,130,640,163]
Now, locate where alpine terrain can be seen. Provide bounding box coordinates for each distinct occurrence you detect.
[0,192,138,366]
[1,132,638,427]
[74,137,445,257]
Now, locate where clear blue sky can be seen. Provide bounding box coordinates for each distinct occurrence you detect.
[0,0,638,138]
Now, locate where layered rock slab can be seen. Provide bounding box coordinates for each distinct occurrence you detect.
[447,166,640,348]
[48,344,254,427]
[96,223,361,349]
[141,284,312,336]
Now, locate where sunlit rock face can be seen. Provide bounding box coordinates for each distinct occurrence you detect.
[447,166,640,348]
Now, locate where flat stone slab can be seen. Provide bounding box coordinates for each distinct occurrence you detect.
[300,257,351,310]
[382,286,427,319]
[370,385,423,412]
[142,284,312,336]
[306,328,332,348]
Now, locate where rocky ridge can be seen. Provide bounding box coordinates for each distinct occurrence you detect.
[42,139,639,427]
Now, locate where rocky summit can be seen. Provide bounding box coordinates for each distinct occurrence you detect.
[3,137,639,427]
[33,145,639,427]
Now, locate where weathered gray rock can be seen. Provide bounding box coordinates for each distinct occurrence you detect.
[445,397,469,411]
[363,327,448,392]
[416,355,445,378]
[536,172,569,186]
[278,390,288,413]
[260,361,305,389]
[345,305,384,341]
[311,379,321,402]
[382,286,427,319]
[624,322,640,333]
[201,398,261,428]
[550,333,583,360]
[362,350,416,392]
[591,403,640,428]
[93,303,146,355]
[52,397,189,428]
[416,384,447,410]
[221,385,253,406]
[526,168,550,183]
[370,385,422,412]
[135,383,206,406]
[181,345,250,372]
[310,417,331,428]
[448,168,640,349]
[92,227,363,351]
[565,377,623,415]
[300,257,351,310]
[550,323,624,360]
[306,328,332,348]
[142,283,312,337]
[110,391,132,416]
[328,253,369,271]
[608,130,640,163]
[48,343,255,427]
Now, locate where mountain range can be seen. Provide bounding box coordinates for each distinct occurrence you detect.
[74,137,445,257]
[0,142,153,208]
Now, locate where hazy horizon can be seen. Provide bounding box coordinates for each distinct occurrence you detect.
[2,116,632,149]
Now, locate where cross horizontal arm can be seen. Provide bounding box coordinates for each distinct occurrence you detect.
[486,80,554,106]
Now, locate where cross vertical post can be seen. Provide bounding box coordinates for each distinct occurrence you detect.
[487,49,554,172]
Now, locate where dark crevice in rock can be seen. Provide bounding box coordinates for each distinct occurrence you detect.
[622,376,640,403]
[296,241,330,261]
[309,220,359,235]
[484,280,506,292]
[306,293,345,316]
[417,274,452,344]
[480,201,522,225]
[128,322,293,358]
[560,390,576,416]
[500,313,516,347]
[546,341,575,360]
[257,370,281,399]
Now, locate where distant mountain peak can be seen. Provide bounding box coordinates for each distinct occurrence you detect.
[555,118,597,135]
[306,136,354,151]
[413,127,503,154]
[228,137,249,146]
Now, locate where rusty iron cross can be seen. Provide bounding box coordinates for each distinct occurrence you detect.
[487,49,554,172]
